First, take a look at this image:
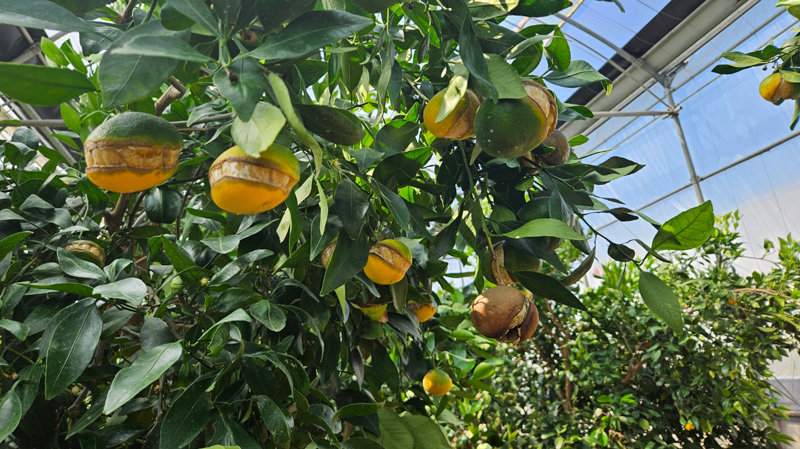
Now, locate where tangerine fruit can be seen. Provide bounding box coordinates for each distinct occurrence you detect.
[759,72,800,104]
[423,89,480,140]
[64,240,106,267]
[363,239,412,285]
[84,112,182,193]
[410,302,437,322]
[209,144,300,215]
[474,98,548,159]
[423,368,452,396]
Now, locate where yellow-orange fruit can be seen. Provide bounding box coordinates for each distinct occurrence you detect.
[423,89,480,140]
[209,144,300,215]
[64,240,106,267]
[363,239,412,285]
[423,369,452,396]
[410,302,437,322]
[84,112,182,193]
[352,302,388,323]
[759,73,800,104]
[471,285,539,343]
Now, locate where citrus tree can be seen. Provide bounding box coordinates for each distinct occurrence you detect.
[0,1,715,448]
[451,214,800,448]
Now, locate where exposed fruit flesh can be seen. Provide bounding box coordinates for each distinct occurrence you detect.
[364,239,412,285]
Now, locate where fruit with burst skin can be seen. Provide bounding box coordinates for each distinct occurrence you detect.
[64,240,106,267]
[410,302,437,322]
[84,112,182,193]
[471,285,539,343]
[209,144,300,215]
[536,129,571,166]
[423,89,481,140]
[759,72,800,104]
[474,98,548,158]
[363,239,412,285]
[423,369,452,396]
[522,80,558,137]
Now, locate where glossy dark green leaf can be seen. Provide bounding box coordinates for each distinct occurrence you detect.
[93,278,147,302]
[652,201,714,251]
[98,22,180,108]
[158,375,215,449]
[352,0,399,12]
[608,243,636,262]
[0,391,21,442]
[200,235,241,254]
[501,218,586,240]
[144,187,182,224]
[22,281,94,297]
[374,120,418,155]
[66,391,106,438]
[113,34,211,62]
[197,309,251,342]
[545,27,570,71]
[255,0,316,33]
[249,300,287,332]
[250,11,373,61]
[140,316,174,352]
[0,231,31,262]
[375,182,411,231]
[638,270,683,333]
[342,438,386,449]
[320,231,369,296]
[164,0,221,37]
[514,272,586,310]
[334,178,369,239]
[458,15,497,100]
[50,0,108,15]
[512,0,571,17]
[429,219,460,261]
[57,247,106,281]
[0,63,94,106]
[0,0,99,33]
[485,54,526,99]
[295,104,365,146]
[377,408,414,449]
[400,414,451,449]
[545,60,611,94]
[219,413,262,449]
[161,237,205,284]
[0,319,29,341]
[104,342,183,414]
[44,298,102,399]
[562,247,595,286]
[213,57,268,121]
[255,396,292,447]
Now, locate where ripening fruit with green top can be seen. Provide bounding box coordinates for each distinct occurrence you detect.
[84,112,182,193]
[363,239,412,285]
[423,89,481,140]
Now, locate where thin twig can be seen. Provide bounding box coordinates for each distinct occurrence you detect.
[118,0,139,23]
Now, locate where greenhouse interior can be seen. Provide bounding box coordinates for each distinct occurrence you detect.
[0,0,799,448]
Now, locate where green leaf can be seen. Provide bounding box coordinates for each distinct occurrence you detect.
[0,231,31,262]
[501,218,586,240]
[249,301,287,332]
[0,391,21,443]
[255,0,316,33]
[400,414,451,449]
[376,408,414,449]
[197,309,251,342]
[545,60,611,94]
[161,237,205,284]
[638,270,683,332]
[351,0,399,13]
[458,14,497,100]
[22,281,94,297]
[0,319,29,341]
[484,54,526,99]
[512,0,571,17]
[66,391,106,438]
[140,316,174,352]
[334,178,369,239]
[320,231,369,296]
[113,34,211,62]
[57,247,106,281]
[375,182,411,231]
[201,235,241,254]
[44,298,102,399]
[651,201,714,251]
[158,375,215,449]
[231,102,286,157]
[164,0,221,38]
[342,438,386,449]
[93,278,147,302]
[50,0,108,15]
[295,104,365,146]
[468,0,520,20]
[545,27,570,71]
[0,0,99,33]
[144,187,182,224]
[98,22,180,108]
[268,73,323,174]
[104,342,183,414]
[0,63,94,106]
[374,120,418,155]
[250,11,373,61]
[219,413,262,449]
[214,58,268,122]
[514,272,586,310]
[255,396,292,447]
[428,218,460,261]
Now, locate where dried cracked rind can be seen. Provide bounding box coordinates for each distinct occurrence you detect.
[64,240,106,267]
[364,240,412,285]
[522,80,558,138]
[471,285,539,343]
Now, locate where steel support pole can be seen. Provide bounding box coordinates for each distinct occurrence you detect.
[664,77,704,204]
